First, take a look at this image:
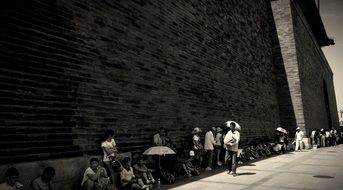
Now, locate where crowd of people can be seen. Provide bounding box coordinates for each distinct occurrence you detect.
[2,124,342,190]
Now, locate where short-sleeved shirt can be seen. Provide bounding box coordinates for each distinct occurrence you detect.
[81,167,109,186]
[101,139,116,162]
[120,167,135,187]
[153,133,165,146]
[193,135,202,150]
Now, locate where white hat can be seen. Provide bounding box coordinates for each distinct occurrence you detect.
[296,127,300,130]
[192,127,202,134]
[189,150,195,157]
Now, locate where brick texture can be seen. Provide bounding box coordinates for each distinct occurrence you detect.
[0,0,281,163]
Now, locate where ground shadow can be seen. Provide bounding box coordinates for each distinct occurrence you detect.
[237,172,256,176]
[244,163,256,166]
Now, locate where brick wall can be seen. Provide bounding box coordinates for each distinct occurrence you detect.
[271,0,339,137]
[0,0,282,164]
[291,0,339,134]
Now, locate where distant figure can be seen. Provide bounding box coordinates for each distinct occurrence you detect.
[192,127,204,168]
[101,129,119,187]
[319,128,325,147]
[153,127,166,146]
[32,167,56,190]
[224,122,240,176]
[204,127,216,171]
[214,127,223,166]
[295,127,304,151]
[0,167,26,190]
[81,158,113,190]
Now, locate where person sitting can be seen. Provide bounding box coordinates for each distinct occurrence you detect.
[0,167,27,190]
[32,167,56,190]
[120,157,149,189]
[133,156,156,185]
[176,149,199,177]
[81,158,113,190]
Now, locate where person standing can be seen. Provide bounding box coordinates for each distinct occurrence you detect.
[214,127,223,166]
[192,127,204,168]
[153,127,166,146]
[224,122,240,176]
[204,127,216,171]
[295,127,304,151]
[101,129,119,188]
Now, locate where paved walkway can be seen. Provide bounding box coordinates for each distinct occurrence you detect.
[159,145,343,190]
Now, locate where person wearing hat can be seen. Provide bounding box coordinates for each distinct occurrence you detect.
[224,122,240,176]
[214,127,223,166]
[192,127,204,169]
[295,127,304,151]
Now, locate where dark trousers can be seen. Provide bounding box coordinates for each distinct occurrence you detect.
[206,150,214,168]
[226,150,237,173]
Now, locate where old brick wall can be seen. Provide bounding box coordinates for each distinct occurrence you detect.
[291,0,339,135]
[271,0,304,136]
[0,0,281,169]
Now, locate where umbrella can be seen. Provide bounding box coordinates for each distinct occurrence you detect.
[276,127,287,134]
[143,146,176,155]
[225,121,241,131]
[143,146,176,169]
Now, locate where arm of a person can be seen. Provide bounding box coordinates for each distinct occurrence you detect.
[211,133,216,145]
[100,167,108,178]
[87,169,101,181]
[231,133,240,145]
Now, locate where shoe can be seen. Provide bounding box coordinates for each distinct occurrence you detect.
[141,185,149,189]
[217,161,223,166]
[187,173,192,177]
[151,178,155,184]
[238,161,243,165]
[227,171,231,175]
[231,173,237,177]
[205,167,212,171]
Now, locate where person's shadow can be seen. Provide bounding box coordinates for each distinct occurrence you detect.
[236,172,256,176]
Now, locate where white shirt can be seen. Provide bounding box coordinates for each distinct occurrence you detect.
[204,131,215,150]
[153,133,165,146]
[120,167,135,187]
[101,138,116,162]
[224,130,240,152]
[295,131,304,141]
[81,167,109,186]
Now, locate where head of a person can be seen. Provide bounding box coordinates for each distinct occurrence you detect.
[41,167,56,183]
[5,167,19,186]
[216,127,223,134]
[90,158,100,171]
[159,127,166,136]
[103,129,114,141]
[230,122,236,131]
[122,157,131,169]
[137,156,145,165]
[210,127,216,133]
[192,127,201,135]
[296,127,300,132]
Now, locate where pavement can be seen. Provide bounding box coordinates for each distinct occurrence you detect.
[158,145,343,190]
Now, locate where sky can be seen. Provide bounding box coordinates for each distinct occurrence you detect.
[319,0,343,117]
